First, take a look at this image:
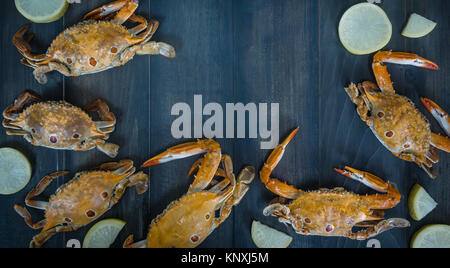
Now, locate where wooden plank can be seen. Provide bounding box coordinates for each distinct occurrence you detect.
[404,0,450,247]
[0,1,65,248]
[318,0,409,248]
[61,0,152,247]
[231,0,319,248]
[148,0,234,248]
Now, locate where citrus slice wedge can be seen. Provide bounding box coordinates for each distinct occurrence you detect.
[83,219,126,248]
[251,221,293,248]
[15,0,69,23]
[408,184,437,221]
[411,224,450,248]
[0,148,32,195]
[338,3,392,55]
[402,13,437,38]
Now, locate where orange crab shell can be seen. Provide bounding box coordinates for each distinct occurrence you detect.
[16,101,104,149]
[43,170,128,231]
[282,189,380,236]
[348,83,432,164]
[146,191,224,248]
[48,21,141,75]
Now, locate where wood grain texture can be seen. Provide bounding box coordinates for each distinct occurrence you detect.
[0,0,448,248]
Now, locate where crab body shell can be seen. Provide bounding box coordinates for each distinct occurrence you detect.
[48,21,140,76]
[17,101,102,149]
[3,92,119,157]
[146,191,223,248]
[363,90,431,163]
[283,189,377,237]
[44,170,130,232]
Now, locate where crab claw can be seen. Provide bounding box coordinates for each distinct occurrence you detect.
[374,51,439,70]
[421,98,449,136]
[142,139,220,167]
[334,167,389,192]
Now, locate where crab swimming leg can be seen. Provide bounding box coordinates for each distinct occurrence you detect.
[13,25,48,62]
[84,99,116,132]
[344,218,410,240]
[260,127,304,199]
[373,51,439,93]
[3,91,41,121]
[334,167,401,209]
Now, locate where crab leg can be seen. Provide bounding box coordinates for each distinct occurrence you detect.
[30,225,75,248]
[345,218,410,240]
[83,0,138,25]
[431,133,450,153]
[13,25,48,62]
[373,51,439,93]
[260,128,304,199]
[84,99,116,130]
[136,41,176,58]
[142,139,222,193]
[421,98,450,136]
[33,62,74,85]
[13,205,46,229]
[335,167,401,209]
[74,138,119,158]
[24,171,70,210]
[3,91,41,120]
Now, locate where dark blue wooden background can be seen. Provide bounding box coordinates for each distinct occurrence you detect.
[0,0,448,248]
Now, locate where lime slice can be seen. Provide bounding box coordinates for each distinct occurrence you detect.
[338,3,392,55]
[251,221,293,248]
[408,184,437,221]
[402,13,437,38]
[83,219,126,248]
[411,225,450,248]
[0,148,32,195]
[15,0,69,23]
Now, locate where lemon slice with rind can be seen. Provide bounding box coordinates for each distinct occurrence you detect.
[83,219,126,248]
[402,13,437,38]
[408,184,437,221]
[411,224,450,248]
[15,0,69,23]
[338,3,392,55]
[0,148,32,195]
[251,221,293,248]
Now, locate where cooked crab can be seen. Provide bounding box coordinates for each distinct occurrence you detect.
[123,139,255,248]
[14,160,148,248]
[3,91,119,158]
[261,128,410,240]
[13,0,175,84]
[345,51,450,178]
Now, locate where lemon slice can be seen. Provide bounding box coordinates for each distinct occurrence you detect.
[338,3,392,55]
[402,13,437,38]
[83,219,126,248]
[15,0,69,23]
[251,221,293,248]
[411,225,450,248]
[408,184,437,221]
[0,148,32,195]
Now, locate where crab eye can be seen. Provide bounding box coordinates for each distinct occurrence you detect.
[73,133,81,139]
[50,136,58,144]
[86,210,96,218]
[89,57,97,67]
[64,217,72,223]
[190,234,200,244]
[31,128,36,134]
